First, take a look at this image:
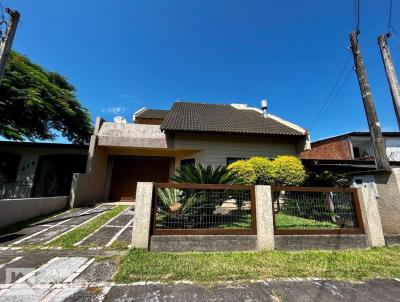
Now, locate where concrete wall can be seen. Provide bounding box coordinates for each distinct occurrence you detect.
[0,196,68,229]
[373,169,400,234]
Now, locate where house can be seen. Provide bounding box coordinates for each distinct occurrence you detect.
[0,141,88,198]
[70,101,310,206]
[299,131,400,174]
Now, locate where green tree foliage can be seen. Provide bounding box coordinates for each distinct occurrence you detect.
[171,163,240,184]
[272,155,306,186]
[0,51,92,143]
[304,170,350,187]
[227,160,257,184]
[248,157,275,185]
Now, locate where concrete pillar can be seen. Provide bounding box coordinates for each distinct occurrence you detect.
[131,182,154,249]
[255,185,275,250]
[358,186,385,247]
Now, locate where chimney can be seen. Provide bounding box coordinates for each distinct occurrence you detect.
[114,116,127,124]
[261,99,268,117]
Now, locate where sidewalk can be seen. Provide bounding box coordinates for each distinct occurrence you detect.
[1,249,400,301]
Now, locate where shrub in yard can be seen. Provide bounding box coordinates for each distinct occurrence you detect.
[227,160,257,184]
[272,155,305,186]
[248,157,275,185]
[171,163,240,184]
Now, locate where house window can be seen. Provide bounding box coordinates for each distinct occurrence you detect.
[181,158,195,167]
[353,147,361,158]
[226,157,248,165]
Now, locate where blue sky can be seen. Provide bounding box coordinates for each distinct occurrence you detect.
[3,0,400,142]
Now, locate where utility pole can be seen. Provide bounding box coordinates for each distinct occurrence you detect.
[0,8,20,82]
[349,31,391,171]
[378,34,400,130]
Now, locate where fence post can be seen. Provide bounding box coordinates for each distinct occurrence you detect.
[131,182,154,249]
[357,186,385,247]
[255,185,275,250]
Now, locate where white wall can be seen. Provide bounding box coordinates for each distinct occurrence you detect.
[0,196,68,229]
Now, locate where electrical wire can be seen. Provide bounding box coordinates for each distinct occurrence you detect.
[354,0,360,33]
[388,0,393,35]
[309,54,353,130]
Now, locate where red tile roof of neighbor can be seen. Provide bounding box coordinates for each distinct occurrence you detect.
[160,102,306,136]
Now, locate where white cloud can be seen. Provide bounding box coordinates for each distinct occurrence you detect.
[102,107,126,115]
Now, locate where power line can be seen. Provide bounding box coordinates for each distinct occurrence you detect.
[354,0,360,32]
[309,54,353,130]
[388,0,393,35]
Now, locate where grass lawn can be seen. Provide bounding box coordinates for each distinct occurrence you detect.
[115,246,400,285]
[47,205,128,248]
[275,213,338,229]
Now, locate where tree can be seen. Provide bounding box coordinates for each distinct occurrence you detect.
[0,51,92,144]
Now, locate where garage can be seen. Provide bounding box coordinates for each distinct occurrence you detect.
[108,156,172,201]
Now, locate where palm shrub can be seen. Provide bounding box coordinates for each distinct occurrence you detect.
[171,163,240,184]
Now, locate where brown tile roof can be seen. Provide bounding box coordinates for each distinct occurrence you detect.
[136,109,170,119]
[160,102,305,136]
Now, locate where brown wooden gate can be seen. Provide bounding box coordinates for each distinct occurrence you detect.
[109,157,172,201]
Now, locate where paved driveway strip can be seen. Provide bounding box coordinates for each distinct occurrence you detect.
[0,205,113,247]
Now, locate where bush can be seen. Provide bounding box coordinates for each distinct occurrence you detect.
[248,157,275,185]
[272,155,306,186]
[227,160,257,184]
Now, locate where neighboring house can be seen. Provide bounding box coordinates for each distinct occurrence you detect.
[0,141,88,198]
[71,101,310,205]
[300,132,400,173]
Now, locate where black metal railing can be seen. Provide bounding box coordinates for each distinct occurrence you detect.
[272,186,364,234]
[152,183,257,235]
[0,181,33,199]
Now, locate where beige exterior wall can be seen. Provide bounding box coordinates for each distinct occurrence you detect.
[174,134,299,167]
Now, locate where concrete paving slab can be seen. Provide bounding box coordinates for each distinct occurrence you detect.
[107,212,133,227]
[48,287,101,302]
[73,259,118,283]
[21,225,73,245]
[80,227,122,246]
[0,253,51,284]
[0,283,50,302]
[0,256,14,267]
[104,283,277,302]
[25,257,88,285]
[117,226,133,244]
[0,225,48,246]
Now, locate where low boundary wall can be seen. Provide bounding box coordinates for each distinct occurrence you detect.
[0,196,68,229]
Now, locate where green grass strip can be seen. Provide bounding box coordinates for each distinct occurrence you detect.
[47,205,128,248]
[115,246,400,285]
[275,213,338,229]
